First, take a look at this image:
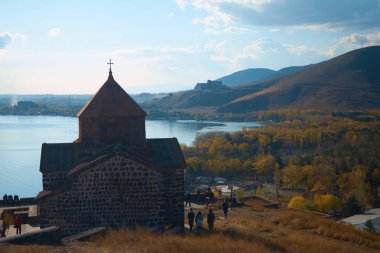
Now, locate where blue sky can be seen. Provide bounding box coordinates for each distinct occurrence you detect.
[0,0,380,94]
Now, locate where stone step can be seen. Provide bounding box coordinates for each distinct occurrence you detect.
[61,227,106,244]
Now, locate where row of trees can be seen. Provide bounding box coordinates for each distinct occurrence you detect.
[182,112,380,210]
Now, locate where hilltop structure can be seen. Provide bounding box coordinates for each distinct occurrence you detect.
[36,62,185,235]
[194,80,228,91]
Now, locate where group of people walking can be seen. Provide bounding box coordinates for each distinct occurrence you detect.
[186,199,230,232]
[187,208,216,231]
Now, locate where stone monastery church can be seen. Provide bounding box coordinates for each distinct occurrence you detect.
[36,63,186,235]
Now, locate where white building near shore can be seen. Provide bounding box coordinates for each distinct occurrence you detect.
[339,208,380,232]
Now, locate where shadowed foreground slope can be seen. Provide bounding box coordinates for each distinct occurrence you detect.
[2,208,380,253]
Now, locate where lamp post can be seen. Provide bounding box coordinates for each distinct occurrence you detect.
[228,185,233,209]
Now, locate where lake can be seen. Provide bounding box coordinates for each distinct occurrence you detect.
[0,115,261,197]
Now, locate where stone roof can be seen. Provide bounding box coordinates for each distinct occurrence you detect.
[40,138,186,173]
[148,138,186,169]
[77,71,147,118]
[35,188,68,200]
[39,143,80,173]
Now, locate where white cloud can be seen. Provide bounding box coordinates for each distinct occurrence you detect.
[181,0,380,34]
[337,32,380,46]
[208,38,338,71]
[285,44,333,57]
[99,40,229,57]
[224,26,250,34]
[231,38,280,68]
[0,32,26,49]
[174,0,188,9]
[48,28,61,37]
[101,46,200,57]
[0,33,12,49]
[291,23,344,32]
[285,31,380,61]
[193,16,221,33]
[317,31,380,57]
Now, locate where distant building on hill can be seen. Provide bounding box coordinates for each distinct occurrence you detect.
[194,80,228,91]
[36,63,186,236]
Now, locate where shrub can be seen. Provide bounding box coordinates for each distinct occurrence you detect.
[288,195,308,209]
[313,194,342,213]
[288,195,318,211]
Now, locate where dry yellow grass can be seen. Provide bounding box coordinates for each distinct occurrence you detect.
[1,208,380,253]
[269,209,380,249]
[245,199,265,212]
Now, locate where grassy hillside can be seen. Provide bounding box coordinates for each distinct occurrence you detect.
[219,46,380,113]
[3,208,380,253]
[142,87,261,110]
[145,46,380,114]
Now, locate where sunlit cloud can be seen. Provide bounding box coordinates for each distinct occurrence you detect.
[180,0,380,33]
[98,41,229,57]
[337,32,380,47]
[291,23,344,32]
[174,0,188,9]
[285,44,333,57]
[48,28,61,37]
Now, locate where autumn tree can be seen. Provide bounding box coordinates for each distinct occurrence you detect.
[338,165,368,207]
[282,165,306,189]
[254,155,279,177]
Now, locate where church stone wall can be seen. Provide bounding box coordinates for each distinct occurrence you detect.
[39,155,182,236]
[42,171,69,190]
[165,168,184,226]
[78,117,146,145]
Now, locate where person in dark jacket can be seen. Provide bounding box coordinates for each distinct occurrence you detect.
[184,191,191,207]
[188,208,195,231]
[207,209,215,231]
[222,199,229,219]
[7,195,13,204]
[196,211,203,230]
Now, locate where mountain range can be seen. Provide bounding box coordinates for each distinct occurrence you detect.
[143,46,380,113]
[216,65,310,87]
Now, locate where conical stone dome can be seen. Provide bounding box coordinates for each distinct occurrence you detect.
[76,70,147,146]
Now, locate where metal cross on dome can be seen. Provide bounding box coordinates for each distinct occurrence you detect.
[107,59,114,71]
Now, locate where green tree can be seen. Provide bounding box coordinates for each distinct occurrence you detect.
[342,196,362,217]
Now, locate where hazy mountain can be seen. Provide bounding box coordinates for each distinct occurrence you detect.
[144,46,380,114]
[219,46,380,113]
[216,65,310,87]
